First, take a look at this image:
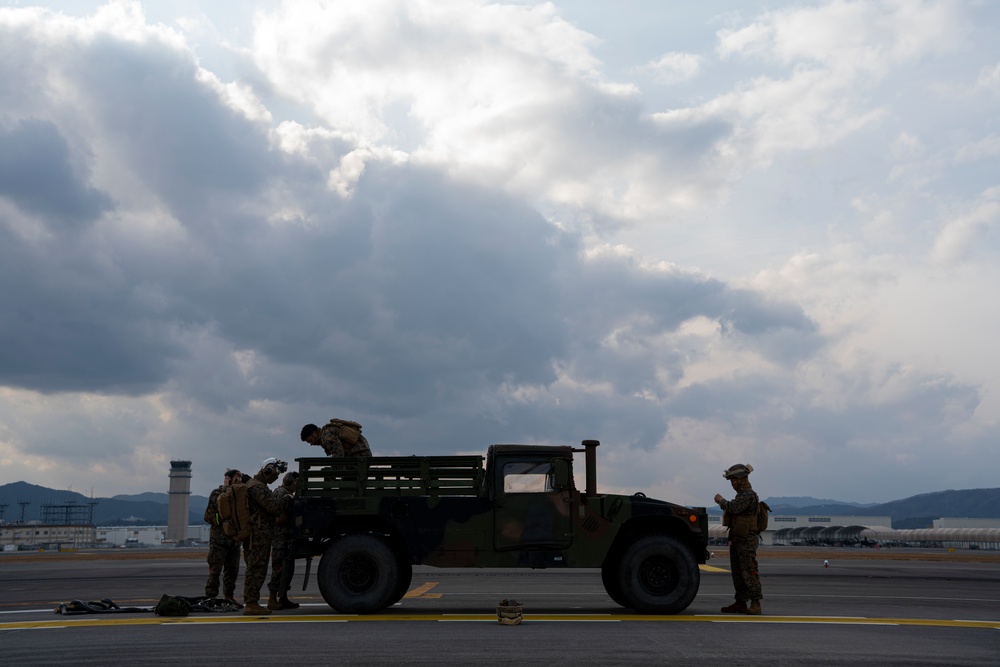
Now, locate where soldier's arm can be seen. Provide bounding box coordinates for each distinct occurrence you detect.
[726,489,757,514]
[205,488,223,524]
[320,427,344,457]
[254,484,291,517]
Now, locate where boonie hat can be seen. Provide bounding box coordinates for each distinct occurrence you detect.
[723,463,753,479]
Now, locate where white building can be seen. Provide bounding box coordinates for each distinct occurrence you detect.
[933,517,1000,529]
[95,524,211,547]
[709,514,893,546]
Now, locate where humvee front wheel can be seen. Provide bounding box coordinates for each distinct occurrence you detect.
[317,534,401,613]
[601,559,627,607]
[616,535,699,614]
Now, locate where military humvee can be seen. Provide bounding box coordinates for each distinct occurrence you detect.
[291,440,708,614]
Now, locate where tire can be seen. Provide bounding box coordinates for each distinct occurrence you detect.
[317,534,401,613]
[601,558,628,607]
[386,556,413,607]
[616,535,700,614]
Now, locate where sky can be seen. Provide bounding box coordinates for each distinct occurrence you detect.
[1,0,998,506]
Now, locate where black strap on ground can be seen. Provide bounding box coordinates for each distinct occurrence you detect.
[55,596,243,615]
[177,596,243,613]
[54,598,150,615]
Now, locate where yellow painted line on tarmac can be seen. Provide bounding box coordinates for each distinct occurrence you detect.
[700,564,729,572]
[2,614,997,631]
[404,582,442,598]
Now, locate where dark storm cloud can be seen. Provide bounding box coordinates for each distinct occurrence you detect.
[0,13,827,472]
[0,219,183,393]
[567,250,818,352]
[68,37,276,216]
[0,119,113,227]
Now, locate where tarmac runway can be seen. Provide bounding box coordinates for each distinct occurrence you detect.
[1,547,997,666]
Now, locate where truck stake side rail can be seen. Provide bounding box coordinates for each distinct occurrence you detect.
[297,455,486,498]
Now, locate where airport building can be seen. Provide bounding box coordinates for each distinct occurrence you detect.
[166,460,193,542]
[709,514,893,546]
[0,524,97,551]
[0,524,212,550]
[709,514,1000,550]
[94,525,211,547]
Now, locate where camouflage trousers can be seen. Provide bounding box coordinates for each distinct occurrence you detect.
[205,530,241,599]
[729,534,762,602]
[242,525,274,605]
[268,532,296,597]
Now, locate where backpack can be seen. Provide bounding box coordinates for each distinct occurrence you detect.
[329,418,363,445]
[757,501,771,532]
[153,594,191,617]
[724,499,771,538]
[217,480,255,542]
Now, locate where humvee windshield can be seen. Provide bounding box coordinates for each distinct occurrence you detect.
[502,461,554,493]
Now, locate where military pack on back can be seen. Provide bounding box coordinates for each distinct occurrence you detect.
[328,418,363,445]
[217,478,258,543]
[757,500,771,532]
[723,499,771,538]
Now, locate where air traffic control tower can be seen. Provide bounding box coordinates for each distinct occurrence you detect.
[167,460,192,542]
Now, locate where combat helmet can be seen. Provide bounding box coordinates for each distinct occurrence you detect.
[723,463,753,480]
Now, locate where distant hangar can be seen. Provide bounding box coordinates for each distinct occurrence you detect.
[708,514,1000,550]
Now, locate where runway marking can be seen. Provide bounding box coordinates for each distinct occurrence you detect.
[1,614,997,631]
[699,564,729,572]
[404,582,442,598]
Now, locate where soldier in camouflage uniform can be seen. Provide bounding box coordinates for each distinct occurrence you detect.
[301,419,372,457]
[267,471,300,610]
[241,458,292,616]
[203,468,243,606]
[714,463,763,615]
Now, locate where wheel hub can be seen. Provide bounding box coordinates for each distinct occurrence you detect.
[340,554,377,593]
[639,555,678,593]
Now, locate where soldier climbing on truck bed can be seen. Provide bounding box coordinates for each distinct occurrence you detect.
[301,418,372,457]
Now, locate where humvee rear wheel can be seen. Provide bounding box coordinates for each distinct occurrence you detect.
[386,555,413,607]
[318,534,400,613]
[616,535,699,614]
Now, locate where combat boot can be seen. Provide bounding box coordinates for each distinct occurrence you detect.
[746,600,762,615]
[278,596,300,610]
[267,593,283,610]
[224,592,242,609]
[243,601,271,616]
[720,600,748,613]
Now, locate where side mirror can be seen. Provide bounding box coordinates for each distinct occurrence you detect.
[552,458,571,490]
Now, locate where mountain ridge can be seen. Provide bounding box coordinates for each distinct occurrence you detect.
[0,481,210,526]
[4,482,1000,527]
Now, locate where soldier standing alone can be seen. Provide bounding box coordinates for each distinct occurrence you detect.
[714,463,764,615]
[203,468,243,606]
[241,458,291,616]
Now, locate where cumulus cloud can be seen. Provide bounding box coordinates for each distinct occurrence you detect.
[0,1,998,506]
[648,1,967,173]
[976,62,1000,94]
[645,52,703,84]
[931,188,1000,266]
